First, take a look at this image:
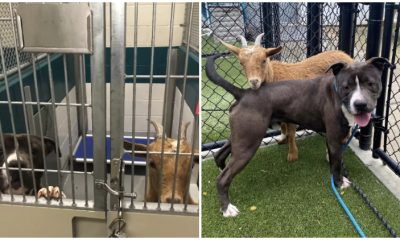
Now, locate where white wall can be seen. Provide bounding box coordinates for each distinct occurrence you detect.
[105,3,187,48]
[54,87,80,168]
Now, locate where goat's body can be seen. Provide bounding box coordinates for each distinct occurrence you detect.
[270,50,354,81]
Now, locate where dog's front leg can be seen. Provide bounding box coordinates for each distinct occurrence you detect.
[326,138,351,189]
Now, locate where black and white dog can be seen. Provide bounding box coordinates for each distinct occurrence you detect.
[205,53,389,217]
[0,134,63,199]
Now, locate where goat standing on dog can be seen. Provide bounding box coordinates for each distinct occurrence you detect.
[206,52,389,217]
[124,120,198,204]
[217,33,354,163]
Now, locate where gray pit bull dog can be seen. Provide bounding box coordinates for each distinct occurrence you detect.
[0,134,64,200]
[205,53,389,217]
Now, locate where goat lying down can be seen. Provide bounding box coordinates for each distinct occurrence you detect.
[217,33,354,163]
[124,120,198,204]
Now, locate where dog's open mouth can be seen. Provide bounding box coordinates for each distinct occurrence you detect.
[354,112,372,127]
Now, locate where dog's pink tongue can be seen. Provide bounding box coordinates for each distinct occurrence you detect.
[355,112,372,127]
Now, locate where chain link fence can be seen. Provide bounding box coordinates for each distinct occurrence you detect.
[0,3,45,78]
[382,4,400,171]
[201,3,370,156]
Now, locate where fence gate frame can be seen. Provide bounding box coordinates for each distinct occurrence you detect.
[372,3,400,176]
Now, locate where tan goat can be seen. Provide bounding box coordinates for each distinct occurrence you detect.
[220,33,354,162]
[124,120,198,204]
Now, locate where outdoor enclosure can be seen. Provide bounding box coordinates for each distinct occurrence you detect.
[0,2,199,237]
[201,2,400,237]
[201,2,400,177]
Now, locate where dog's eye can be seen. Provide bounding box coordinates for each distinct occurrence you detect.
[368,82,375,87]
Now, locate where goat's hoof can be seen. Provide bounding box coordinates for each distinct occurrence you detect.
[277,139,288,145]
[287,153,298,162]
[37,186,66,200]
[276,135,288,145]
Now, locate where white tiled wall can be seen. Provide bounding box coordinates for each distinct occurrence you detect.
[54,87,80,168]
[86,83,195,142]
[105,3,187,47]
[86,83,165,136]
[171,88,196,145]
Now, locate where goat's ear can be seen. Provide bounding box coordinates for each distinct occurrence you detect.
[219,39,240,55]
[123,141,148,158]
[123,141,148,151]
[367,57,390,71]
[327,62,347,75]
[265,46,282,57]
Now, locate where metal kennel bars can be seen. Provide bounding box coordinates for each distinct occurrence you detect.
[0,2,199,237]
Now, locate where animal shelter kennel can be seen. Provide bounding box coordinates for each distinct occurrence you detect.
[0,2,199,237]
[202,2,400,237]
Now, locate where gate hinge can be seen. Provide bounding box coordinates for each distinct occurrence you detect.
[95,179,137,199]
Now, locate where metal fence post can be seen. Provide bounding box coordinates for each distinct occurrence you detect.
[372,3,395,157]
[359,3,384,150]
[109,2,126,210]
[90,3,107,210]
[338,3,357,56]
[306,3,322,57]
[262,3,274,48]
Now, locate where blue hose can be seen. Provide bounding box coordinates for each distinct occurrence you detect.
[330,175,366,238]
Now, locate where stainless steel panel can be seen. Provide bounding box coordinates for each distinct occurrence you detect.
[16,3,92,53]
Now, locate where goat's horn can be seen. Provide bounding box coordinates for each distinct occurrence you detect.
[180,122,191,140]
[237,35,248,48]
[254,33,265,46]
[150,120,163,139]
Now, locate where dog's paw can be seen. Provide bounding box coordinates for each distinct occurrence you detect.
[37,186,66,200]
[339,177,352,190]
[222,203,240,217]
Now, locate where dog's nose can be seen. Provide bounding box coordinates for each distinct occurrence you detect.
[354,100,368,112]
[250,79,258,87]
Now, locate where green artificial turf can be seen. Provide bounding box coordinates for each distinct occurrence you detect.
[201,135,400,237]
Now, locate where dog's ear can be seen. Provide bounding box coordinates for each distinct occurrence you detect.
[219,39,240,55]
[327,62,347,75]
[123,141,148,158]
[43,137,61,157]
[367,57,391,71]
[265,46,282,57]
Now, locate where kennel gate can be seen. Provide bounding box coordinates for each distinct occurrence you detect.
[0,3,199,237]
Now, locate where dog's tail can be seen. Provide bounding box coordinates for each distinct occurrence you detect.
[205,53,244,100]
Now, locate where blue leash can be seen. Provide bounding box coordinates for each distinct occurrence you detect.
[330,125,366,238]
[330,175,366,237]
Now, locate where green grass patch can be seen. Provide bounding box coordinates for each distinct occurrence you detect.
[202,135,400,237]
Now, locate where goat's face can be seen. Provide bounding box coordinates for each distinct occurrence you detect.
[220,33,282,89]
[124,121,198,204]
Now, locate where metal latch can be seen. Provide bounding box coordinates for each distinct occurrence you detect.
[95,180,137,199]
